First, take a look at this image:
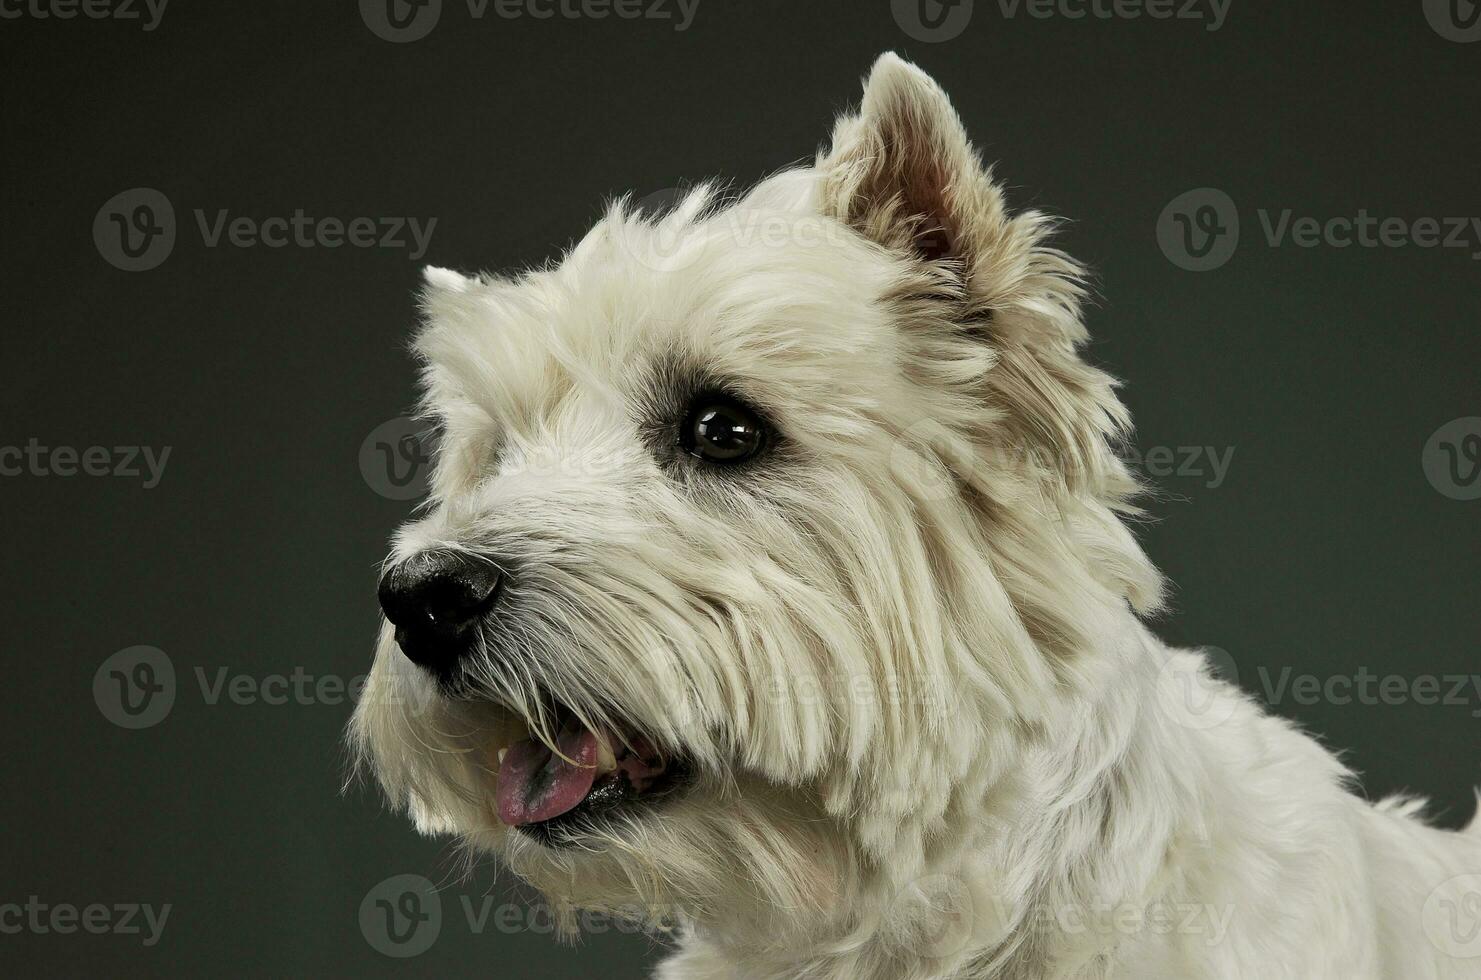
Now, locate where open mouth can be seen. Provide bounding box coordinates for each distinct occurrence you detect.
[491,706,688,843]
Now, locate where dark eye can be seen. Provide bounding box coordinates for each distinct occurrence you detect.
[680,395,767,464]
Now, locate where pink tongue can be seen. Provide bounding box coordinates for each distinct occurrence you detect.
[496,722,601,826]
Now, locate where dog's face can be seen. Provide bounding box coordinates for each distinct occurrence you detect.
[351,54,1161,940]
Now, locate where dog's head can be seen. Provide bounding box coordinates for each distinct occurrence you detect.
[350,53,1161,946]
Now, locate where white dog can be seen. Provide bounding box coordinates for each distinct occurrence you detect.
[349,53,1481,979]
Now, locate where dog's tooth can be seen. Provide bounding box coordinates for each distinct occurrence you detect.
[497,747,508,766]
[595,740,617,775]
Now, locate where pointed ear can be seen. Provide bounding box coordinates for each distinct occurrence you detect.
[422,265,477,293]
[418,265,485,324]
[818,53,1004,265]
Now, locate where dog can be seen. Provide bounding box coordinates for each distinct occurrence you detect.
[349,53,1481,979]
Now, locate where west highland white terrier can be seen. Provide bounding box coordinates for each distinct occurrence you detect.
[350,53,1481,979]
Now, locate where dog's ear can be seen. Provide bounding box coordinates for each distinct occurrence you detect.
[818,53,1003,267]
[819,56,1166,623]
[422,265,477,293]
[418,265,487,327]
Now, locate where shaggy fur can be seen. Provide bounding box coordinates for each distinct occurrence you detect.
[349,54,1481,979]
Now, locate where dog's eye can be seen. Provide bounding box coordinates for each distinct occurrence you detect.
[680,395,767,464]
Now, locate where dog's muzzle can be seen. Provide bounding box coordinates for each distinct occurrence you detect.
[377,550,693,843]
[377,551,503,678]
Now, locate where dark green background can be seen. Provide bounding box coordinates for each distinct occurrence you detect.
[1,0,1476,975]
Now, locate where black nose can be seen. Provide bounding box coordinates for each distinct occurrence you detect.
[377,552,504,676]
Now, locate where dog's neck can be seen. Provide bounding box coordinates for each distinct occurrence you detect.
[672,616,1237,980]
[963,618,1223,979]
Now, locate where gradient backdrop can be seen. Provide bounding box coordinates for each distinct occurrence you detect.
[1,0,1478,975]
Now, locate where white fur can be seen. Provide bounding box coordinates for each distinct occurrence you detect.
[349,54,1481,979]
